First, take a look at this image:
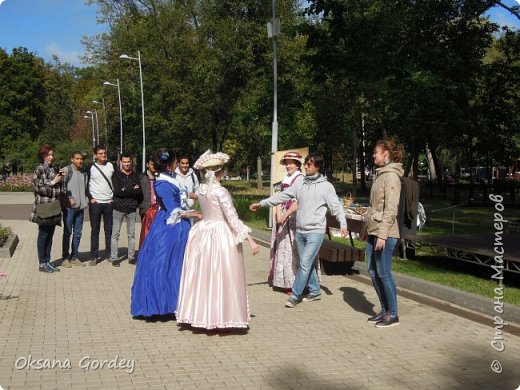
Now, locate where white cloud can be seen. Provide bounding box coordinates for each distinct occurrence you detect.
[44,42,83,66]
[0,0,7,6]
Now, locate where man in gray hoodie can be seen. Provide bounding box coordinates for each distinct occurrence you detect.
[250,153,348,308]
[61,151,88,267]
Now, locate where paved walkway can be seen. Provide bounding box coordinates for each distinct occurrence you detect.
[0,193,519,389]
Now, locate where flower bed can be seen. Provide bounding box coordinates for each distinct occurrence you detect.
[0,174,33,192]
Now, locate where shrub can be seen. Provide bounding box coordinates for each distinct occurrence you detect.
[0,174,33,192]
[233,196,269,223]
[0,225,12,246]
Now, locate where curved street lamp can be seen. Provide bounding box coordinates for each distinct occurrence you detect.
[120,51,145,171]
[103,80,123,157]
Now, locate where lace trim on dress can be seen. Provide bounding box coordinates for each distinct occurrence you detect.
[234,225,252,245]
[166,207,183,225]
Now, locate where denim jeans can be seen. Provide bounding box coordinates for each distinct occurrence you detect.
[111,209,137,261]
[62,208,84,259]
[37,225,56,264]
[291,232,324,300]
[89,202,113,258]
[366,235,399,317]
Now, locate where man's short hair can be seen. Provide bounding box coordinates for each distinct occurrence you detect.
[120,152,133,160]
[71,150,84,159]
[178,154,191,164]
[304,153,324,172]
[94,145,106,154]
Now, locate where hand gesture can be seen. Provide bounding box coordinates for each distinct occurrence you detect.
[249,203,261,211]
[247,236,260,255]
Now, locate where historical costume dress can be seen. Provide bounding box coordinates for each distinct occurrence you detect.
[176,152,252,329]
[268,170,303,289]
[131,173,191,317]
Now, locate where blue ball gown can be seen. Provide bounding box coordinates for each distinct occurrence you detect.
[131,173,191,317]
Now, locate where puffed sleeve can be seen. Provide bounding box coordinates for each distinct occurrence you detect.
[217,187,252,244]
[155,181,183,225]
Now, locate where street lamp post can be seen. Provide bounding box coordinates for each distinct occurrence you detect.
[93,99,107,149]
[267,0,280,229]
[83,113,95,148]
[93,109,100,145]
[103,80,123,156]
[120,50,145,172]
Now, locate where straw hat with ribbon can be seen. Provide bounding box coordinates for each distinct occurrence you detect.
[279,151,304,167]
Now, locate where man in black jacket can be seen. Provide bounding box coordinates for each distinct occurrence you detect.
[110,153,143,267]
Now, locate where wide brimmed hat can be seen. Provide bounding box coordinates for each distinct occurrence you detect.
[279,151,304,166]
[193,150,230,170]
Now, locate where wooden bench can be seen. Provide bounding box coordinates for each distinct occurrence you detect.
[319,213,365,275]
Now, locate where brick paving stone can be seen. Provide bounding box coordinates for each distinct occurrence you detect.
[0,202,519,389]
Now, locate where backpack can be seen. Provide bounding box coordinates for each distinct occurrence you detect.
[59,165,74,209]
[172,171,197,187]
[397,176,419,239]
[60,165,88,209]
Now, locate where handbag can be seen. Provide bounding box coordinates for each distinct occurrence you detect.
[36,200,62,219]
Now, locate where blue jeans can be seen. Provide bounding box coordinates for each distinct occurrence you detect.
[291,232,324,300]
[62,208,84,259]
[37,225,56,264]
[89,202,113,258]
[366,235,399,317]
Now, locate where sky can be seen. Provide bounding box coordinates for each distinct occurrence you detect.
[0,0,107,67]
[0,0,519,68]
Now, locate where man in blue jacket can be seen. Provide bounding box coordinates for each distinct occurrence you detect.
[250,153,348,308]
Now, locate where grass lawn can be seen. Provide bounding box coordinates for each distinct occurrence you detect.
[226,179,520,307]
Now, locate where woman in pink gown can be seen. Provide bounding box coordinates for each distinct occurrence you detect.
[176,151,260,330]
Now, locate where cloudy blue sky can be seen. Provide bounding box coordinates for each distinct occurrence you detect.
[0,0,519,68]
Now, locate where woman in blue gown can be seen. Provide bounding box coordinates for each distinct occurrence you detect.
[131,148,198,318]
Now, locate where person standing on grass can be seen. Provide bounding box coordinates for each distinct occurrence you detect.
[250,152,348,308]
[110,153,143,267]
[61,151,88,268]
[362,139,404,328]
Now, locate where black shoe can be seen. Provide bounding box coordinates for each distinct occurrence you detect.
[128,258,136,265]
[111,260,121,267]
[47,263,60,272]
[367,311,386,323]
[39,264,54,273]
[375,315,400,328]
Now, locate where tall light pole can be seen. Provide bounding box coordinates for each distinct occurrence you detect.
[267,0,280,229]
[93,99,107,149]
[86,110,99,146]
[103,80,123,157]
[120,50,145,171]
[83,113,95,148]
